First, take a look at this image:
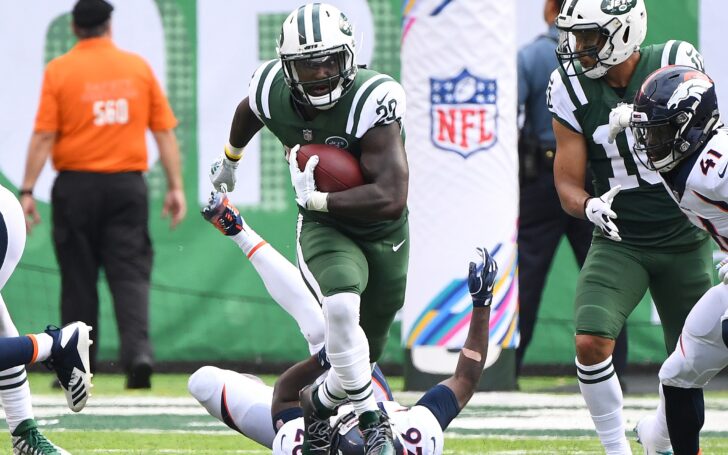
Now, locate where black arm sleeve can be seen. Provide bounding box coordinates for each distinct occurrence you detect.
[414,384,460,430]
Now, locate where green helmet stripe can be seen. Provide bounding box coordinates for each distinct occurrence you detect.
[297,5,306,45]
[565,0,579,17]
[312,3,322,43]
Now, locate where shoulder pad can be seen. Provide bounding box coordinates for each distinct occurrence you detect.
[345,77,406,138]
[547,68,584,133]
[662,40,704,71]
[248,59,282,120]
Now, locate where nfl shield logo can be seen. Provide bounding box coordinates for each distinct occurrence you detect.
[430,69,498,158]
[302,129,313,142]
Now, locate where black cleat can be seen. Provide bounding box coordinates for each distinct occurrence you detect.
[300,385,332,455]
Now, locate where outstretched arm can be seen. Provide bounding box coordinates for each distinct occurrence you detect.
[415,248,498,430]
[439,247,497,408]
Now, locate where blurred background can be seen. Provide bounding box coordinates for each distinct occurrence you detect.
[1,0,725,388]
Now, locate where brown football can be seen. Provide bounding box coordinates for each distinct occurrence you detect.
[296,144,365,192]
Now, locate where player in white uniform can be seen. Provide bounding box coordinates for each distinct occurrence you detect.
[616,65,727,455]
[0,184,94,454]
[191,202,497,455]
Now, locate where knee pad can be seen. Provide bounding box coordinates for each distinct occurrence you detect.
[318,262,363,295]
[323,293,361,328]
[188,366,221,403]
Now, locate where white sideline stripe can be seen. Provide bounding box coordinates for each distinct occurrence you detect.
[12,393,728,435]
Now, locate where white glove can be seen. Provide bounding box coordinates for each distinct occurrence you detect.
[717,258,728,285]
[209,153,239,192]
[585,185,622,242]
[289,144,328,212]
[608,103,634,144]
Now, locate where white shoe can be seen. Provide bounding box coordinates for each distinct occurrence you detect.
[44,322,93,412]
[635,415,673,455]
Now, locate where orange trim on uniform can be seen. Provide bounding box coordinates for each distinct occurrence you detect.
[27,334,39,364]
[246,241,268,259]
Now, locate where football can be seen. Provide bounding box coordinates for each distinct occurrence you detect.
[296,144,365,192]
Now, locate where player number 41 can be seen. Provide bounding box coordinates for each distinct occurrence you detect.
[93,98,129,126]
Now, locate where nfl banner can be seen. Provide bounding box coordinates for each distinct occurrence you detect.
[401,0,519,390]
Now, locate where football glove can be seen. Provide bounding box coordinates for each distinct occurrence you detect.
[288,144,328,212]
[607,103,633,144]
[209,147,240,192]
[585,185,622,242]
[717,257,728,285]
[468,247,498,307]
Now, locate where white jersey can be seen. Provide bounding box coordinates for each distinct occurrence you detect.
[662,128,728,248]
[272,401,444,455]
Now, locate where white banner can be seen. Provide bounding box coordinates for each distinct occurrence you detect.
[0,0,166,202]
[401,0,519,373]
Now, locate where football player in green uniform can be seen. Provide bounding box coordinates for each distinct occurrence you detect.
[209,4,407,455]
[548,0,713,453]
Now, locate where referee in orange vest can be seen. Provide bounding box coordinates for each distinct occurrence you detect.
[20,0,186,389]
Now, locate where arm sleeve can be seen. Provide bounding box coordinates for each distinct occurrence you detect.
[547,68,582,133]
[33,66,59,132]
[147,61,177,131]
[351,79,407,138]
[669,41,705,72]
[248,60,280,121]
[414,384,460,431]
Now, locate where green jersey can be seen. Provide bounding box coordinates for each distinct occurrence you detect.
[548,40,708,249]
[249,60,407,239]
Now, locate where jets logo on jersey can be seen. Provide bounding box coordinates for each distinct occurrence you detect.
[430,69,497,158]
[325,136,349,148]
[667,77,713,110]
[601,0,638,15]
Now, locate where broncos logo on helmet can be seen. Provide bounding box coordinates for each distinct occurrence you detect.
[630,65,721,172]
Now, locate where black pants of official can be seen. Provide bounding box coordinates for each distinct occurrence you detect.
[52,171,153,371]
[516,173,628,377]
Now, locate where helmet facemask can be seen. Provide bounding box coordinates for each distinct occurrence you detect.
[556,20,620,79]
[555,0,647,79]
[277,3,358,110]
[631,111,692,172]
[631,66,722,173]
[280,44,356,110]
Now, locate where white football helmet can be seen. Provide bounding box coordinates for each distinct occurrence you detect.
[555,0,647,79]
[277,3,358,109]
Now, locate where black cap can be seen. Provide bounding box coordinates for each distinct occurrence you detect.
[72,0,114,28]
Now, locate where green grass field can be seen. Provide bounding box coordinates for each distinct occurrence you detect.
[2,373,725,454]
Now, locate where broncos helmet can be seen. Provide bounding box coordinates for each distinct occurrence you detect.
[631,65,721,172]
[555,0,647,79]
[277,3,357,110]
[329,411,406,455]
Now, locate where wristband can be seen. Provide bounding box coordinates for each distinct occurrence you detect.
[582,197,593,218]
[307,191,329,212]
[224,142,244,162]
[18,188,33,197]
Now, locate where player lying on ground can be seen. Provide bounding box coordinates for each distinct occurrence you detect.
[188,246,497,454]
[0,322,93,413]
[608,65,728,455]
